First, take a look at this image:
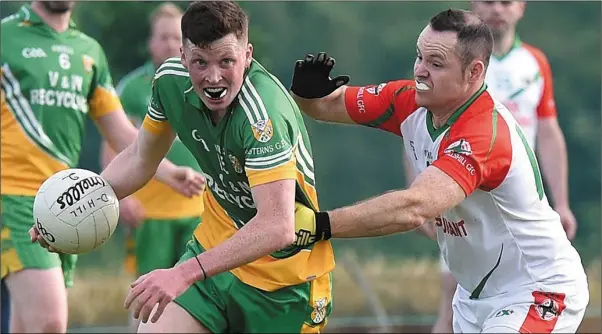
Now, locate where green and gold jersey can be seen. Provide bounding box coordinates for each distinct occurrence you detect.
[1,5,122,196]
[116,62,203,219]
[142,57,334,291]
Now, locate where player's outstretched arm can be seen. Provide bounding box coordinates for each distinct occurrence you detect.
[100,121,175,200]
[124,179,297,323]
[291,52,354,124]
[96,112,204,199]
[294,166,465,245]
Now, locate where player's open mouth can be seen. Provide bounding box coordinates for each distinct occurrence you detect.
[203,87,228,100]
[415,80,430,92]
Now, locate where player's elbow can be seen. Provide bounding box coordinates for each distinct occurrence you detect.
[404,194,433,231]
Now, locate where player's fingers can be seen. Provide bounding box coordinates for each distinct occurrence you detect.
[326,56,335,68]
[316,52,327,64]
[131,273,150,288]
[140,295,159,323]
[304,54,314,64]
[124,284,145,309]
[151,297,171,323]
[29,227,39,242]
[566,222,576,240]
[295,60,304,69]
[36,234,50,248]
[133,291,152,321]
[332,75,350,88]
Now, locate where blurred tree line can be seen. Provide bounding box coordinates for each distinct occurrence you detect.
[1,1,600,267]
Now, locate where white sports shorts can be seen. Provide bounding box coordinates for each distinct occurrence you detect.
[452,283,589,333]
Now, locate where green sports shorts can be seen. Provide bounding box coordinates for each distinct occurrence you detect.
[174,238,333,333]
[1,195,77,287]
[125,217,200,276]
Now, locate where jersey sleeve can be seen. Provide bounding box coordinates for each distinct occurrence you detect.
[88,45,122,120]
[432,108,512,196]
[141,76,171,136]
[344,80,418,136]
[523,44,557,118]
[240,88,297,188]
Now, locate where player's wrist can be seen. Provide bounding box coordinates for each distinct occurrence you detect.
[315,211,332,241]
[179,257,206,284]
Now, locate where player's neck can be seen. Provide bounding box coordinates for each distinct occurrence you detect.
[492,30,516,58]
[210,109,228,125]
[31,2,71,33]
[430,83,483,129]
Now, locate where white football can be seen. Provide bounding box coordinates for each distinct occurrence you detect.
[33,168,120,254]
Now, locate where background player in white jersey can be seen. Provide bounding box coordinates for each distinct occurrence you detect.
[291,8,588,333]
[420,2,578,332]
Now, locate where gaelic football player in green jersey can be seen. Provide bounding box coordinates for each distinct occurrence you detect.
[100,3,206,332]
[33,1,335,332]
[2,1,205,333]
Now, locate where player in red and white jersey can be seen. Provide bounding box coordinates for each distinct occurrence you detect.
[290,8,588,333]
[418,2,579,332]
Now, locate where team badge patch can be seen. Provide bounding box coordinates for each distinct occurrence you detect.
[82,54,94,72]
[250,119,273,143]
[228,154,243,174]
[311,297,327,324]
[444,139,472,156]
[366,83,387,96]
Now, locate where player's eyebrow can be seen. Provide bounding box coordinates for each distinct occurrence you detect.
[417,47,446,61]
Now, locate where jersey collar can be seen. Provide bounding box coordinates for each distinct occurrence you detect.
[426,82,487,141]
[18,5,77,29]
[184,83,204,110]
[492,35,522,61]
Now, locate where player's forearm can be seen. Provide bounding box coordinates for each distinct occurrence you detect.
[100,144,156,200]
[328,190,428,238]
[537,126,569,207]
[178,214,296,283]
[292,86,349,123]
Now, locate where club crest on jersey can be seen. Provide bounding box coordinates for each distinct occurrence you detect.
[228,154,244,174]
[444,139,472,156]
[250,119,273,143]
[311,297,328,324]
[366,83,387,96]
[82,54,95,72]
[536,298,559,321]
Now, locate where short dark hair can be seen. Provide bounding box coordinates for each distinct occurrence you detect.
[181,1,248,48]
[429,9,493,70]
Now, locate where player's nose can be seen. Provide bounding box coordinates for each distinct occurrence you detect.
[204,67,222,84]
[414,62,428,79]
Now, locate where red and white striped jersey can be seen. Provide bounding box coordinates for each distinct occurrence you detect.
[344,80,586,299]
[486,38,557,149]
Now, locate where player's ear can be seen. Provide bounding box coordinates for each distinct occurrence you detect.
[467,60,485,84]
[245,43,253,68]
[180,45,188,70]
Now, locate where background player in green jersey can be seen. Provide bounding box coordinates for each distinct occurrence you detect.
[1,1,205,333]
[99,3,205,333]
[32,1,335,333]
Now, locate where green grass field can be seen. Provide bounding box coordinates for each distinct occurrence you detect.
[66,253,601,329]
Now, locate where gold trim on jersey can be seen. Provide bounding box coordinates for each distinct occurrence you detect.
[1,89,68,195]
[133,178,203,219]
[88,85,122,119]
[142,114,168,136]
